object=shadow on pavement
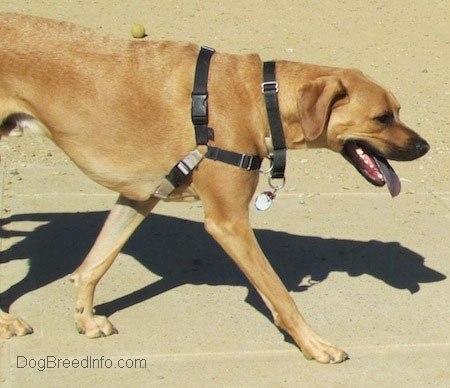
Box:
[1,211,446,320]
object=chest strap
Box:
[154,46,266,199]
[191,46,215,145]
[192,47,262,170]
[205,146,262,170]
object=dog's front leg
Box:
[70,195,159,338]
[198,171,348,363]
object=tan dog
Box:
[0,13,429,363]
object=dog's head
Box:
[297,70,429,196]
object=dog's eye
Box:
[374,113,393,125]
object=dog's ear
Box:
[298,76,346,141]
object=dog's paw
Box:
[0,312,34,339]
[75,314,118,338]
[301,335,349,364]
[303,345,350,364]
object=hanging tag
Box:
[255,191,276,211]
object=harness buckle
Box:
[180,149,204,171]
[153,150,204,199]
[191,93,208,125]
[154,179,176,199]
[261,81,279,94]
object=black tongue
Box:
[374,156,401,197]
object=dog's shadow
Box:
[0,211,446,322]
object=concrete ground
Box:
[0,1,449,387]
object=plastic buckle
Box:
[191,94,208,125]
[153,150,204,199]
[154,179,176,199]
[181,149,204,171]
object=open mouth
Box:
[343,141,401,197]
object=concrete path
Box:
[1,1,449,386]
[1,143,448,387]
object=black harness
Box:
[261,61,287,181]
[154,46,286,199]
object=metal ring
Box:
[268,176,286,191]
[259,156,274,175]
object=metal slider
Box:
[261,81,279,94]
[239,154,256,171]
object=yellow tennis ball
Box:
[131,24,146,39]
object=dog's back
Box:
[0,13,207,200]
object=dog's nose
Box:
[416,139,430,157]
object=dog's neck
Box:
[274,60,341,150]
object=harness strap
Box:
[192,47,262,171]
[262,61,286,180]
[191,46,215,145]
[206,146,262,171]
[154,46,264,199]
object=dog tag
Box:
[255,191,276,211]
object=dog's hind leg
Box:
[70,195,159,338]
[0,310,33,339]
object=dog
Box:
[0,13,429,363]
